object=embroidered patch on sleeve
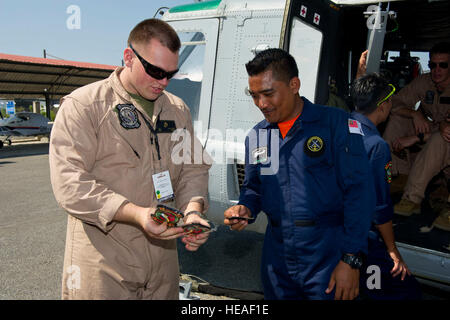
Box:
[348,119,364,136]
[385,161,392,184]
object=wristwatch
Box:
[341,253,364,269]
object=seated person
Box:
[350,73,421,300]
[382,42,450,217]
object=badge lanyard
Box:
[135,109,161,164]
[135,109,175,203]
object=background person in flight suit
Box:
[50,19,211,299]
[382,42,450,216]
[224,48,374,300]
[350,73,421,299]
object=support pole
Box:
[44,92,51,120]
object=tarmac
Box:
[0,139,264,300]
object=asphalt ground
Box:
[0,140,264,300]
[0,140,65,299]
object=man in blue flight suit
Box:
[224,48,374,300]
[350,73,421,299]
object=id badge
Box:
[152,170,175,202]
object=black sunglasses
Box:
[129,43,179,80]
[428,61,448,69]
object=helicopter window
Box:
[381,50,429,89]
[166,31,206,122]
[386,51,429,71]
[288,16,323,102]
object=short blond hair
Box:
[128,19,180,53]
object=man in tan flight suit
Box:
[383,42,450,224]
[50,19,212,299]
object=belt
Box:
[271,214,343,228]
[295,220,316,227]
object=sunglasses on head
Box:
[377,84,396,106]
[428,61,449,69]
[129,43,179,80]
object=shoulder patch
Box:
[348,119,364,136]
[385,161,392,184]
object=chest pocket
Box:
[301,140,336,194]
[101,110,147,167]
[298,133,340,214]
[155,118,186,191]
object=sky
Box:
[0,1,431,73]
[0,0,194,66]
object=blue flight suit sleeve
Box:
[370,140,394,225]
[238,135,262,219]
[335,121,375,255]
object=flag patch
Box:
[348,119,364,135]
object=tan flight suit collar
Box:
[107,67,164,167]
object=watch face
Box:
[342,254,363,269]
[354,257,363,268]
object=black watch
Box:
[341,253,363,269]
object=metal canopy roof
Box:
[0,53,117,100]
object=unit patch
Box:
[304,136,325,157]
[385,161,392,184]
[116,104,141,129]
[252,146,268,164]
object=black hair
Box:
[429,42,450,59]
[245,48,298,82]
[350,73,391,115]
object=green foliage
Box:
[40,109,56,121]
